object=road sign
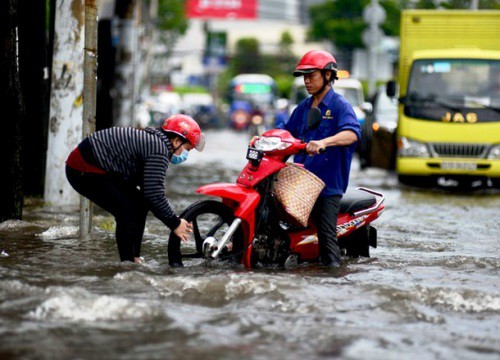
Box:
[362,27,384,47]
[363,2,386,25]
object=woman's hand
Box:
[174,218,192,243]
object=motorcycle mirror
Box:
[307,107,322,130]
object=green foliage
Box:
[380,0,402,36]
[231,38,261,74]
[308,0,366,51]
[279,31,294,50]
[307,0,499,51]
[216,69,235,102]
[413,0,500,8]
[275,74,294,99]
[219,34,298,99]
[157,0,188,34]
[173,85,209,94]
[414,0,437,8]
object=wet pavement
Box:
[1,129,499,360]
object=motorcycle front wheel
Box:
[167,200,245,267]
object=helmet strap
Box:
[171,137,186,154]
[173,143,182,153]
[313,72,332,96]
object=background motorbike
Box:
[229,100,252,131]
[168,108,385,268]
[247,112,267,138]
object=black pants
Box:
[66,166,149,262]
[311,195,342,265]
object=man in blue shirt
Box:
[277,50,360,267]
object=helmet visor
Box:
[293,68,317,77]
[194,132,206,152]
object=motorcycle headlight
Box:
[487,144,500,160]
[254,137,291,151]
[397,137,430,158]
[251,115,264,125]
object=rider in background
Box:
[273,98,289,128]
[65,115,205,264]
[276,50,360,267]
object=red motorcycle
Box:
[168,109,385,268]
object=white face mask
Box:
[171,149,189,165]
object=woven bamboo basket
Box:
[273,163,325,227]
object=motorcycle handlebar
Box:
[297,142,307,151]
[299,142,326,154]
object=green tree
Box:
[308,0,401,52]
[414,0,437,8]
[279,31,294,54]
[413,0,499,9]
[309,0,367,51]
[218,34,297,100]
[380,0,403,36]
[278,31,297,70]
[232,37,261,74]
[157,0,188,53]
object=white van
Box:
[289,74,372,127]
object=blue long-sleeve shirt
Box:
[277,88,360,196]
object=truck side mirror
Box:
[361,102,373,114]
[386,81,397,98]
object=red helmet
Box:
[161,114,205,151]
[293,50,338,77]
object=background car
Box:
[359,85,398,170]
[288,72,372,127]
[147,91,182,126]
[181,93,221,129]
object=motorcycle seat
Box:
[339,189,376,215]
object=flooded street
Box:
[1,129,499,360]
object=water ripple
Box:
[28,286,162,323]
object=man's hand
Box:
[306,140,326,155]
[173,218,192,243]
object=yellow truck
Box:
[386,10,500,189]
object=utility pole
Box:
[145,0,158,92]
[45,0,84,207]
[80,0,99,240]
[470,0,479,10]
[362,0,385,98]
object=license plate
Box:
[246,147,263,162]
[441,162,477,171]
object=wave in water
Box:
[28,286,161,322]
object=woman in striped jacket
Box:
[66,114,205,264]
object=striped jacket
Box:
[88,127,181,230]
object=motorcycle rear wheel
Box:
[339,225,372,258]
[167,200,245,266]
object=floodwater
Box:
[1,129,499,360]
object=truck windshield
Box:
[405,59,500,122]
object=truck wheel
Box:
[398,175,433,188]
